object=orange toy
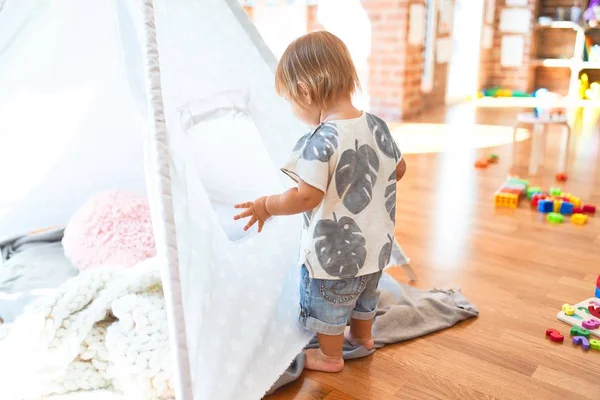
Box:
[474,159,488,168]
[555,173,568,182]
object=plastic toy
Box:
[495,191,518,208]
[538,200,553,213]
[596,275,600,299]
[531,194,541,208]
[562,303,575,316]
[573,336,590,350]
[546,328,564,343]
[573,207,583,214]
[571,213,588,225]
[582,204,596,215]
[474,159,488,168]
[547,213,564,224]
[488,154,499,163]
[582,319,600,329]
[494,177,528,208]
[592,339,600,351]
[558,297,600,337]
[560,202,574,215]
[527,187,542,200]
[566,194,581,207]
[549,187,562,196]
[570,326,590,338]
[555,173,568,182]
[553,200,563,213]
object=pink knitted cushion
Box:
[63,190,156,270]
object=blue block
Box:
[538,200,553,213]
[560,201,574,215]
[596,286,600,299]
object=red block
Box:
[573,207,583,214]
[582,204,596,215]
[555,173,568,182]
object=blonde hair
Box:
[275,31,360,108]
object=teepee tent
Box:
[0,0,316,398]
[0,0,411,398]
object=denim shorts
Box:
[299,265,382,335]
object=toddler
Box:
[234,31,406,373]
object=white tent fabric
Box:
[0,0,409,399]
[0,0,314,398]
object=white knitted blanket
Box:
[0,257,174,400]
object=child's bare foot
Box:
[344,327,375,350]
[303,348,344,372]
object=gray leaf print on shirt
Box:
[313,213,367,278]
[385,170,396,222]
[378,234,393,270]
[293,132,311,152]
[366,113,400,160]
[335,139,380,214]
[302,124,339,162]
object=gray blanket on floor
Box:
[0,229,78,323]
[268,273,479,394]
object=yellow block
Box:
[562,303,575,316]
[554,200,563,213]
[494,192,518,209]
[571,213,588,225]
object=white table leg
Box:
[529,125,540,176]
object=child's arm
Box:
[233,180,323,232]
[396,158,407,181]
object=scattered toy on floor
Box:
[494,177,528,209]
[546,328,565,343]
[555,173,568,182]
[474,159,488,168]
[573,336,591,350]
[571,213,589,225]
[547,212,564,224]
[562,303,575,316]
[570,326,590,338]
[591,339,600,351]
[583,204,596,215]
[582,319,600,330]
[488,154,499,163]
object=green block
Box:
[549,187,562,196]
[547,212,564,224]
[527,186,542,200]
[570,326,590,338]
[488,153,499,160]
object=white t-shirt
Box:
[282,112,402,280]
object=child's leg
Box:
[304,333,345,372]
[344,271,382,350]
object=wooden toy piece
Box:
[559,202,574,215]
[546,328,565,343]
[562,303,575,315]
[591,339,600,351]
[488,154,499,163]
[573,206,583,214]
[547,213,564,224]
[573,336,590,350]
[578,306,591,315]
[538,200,554,213]
[570,326,590,338]
[555,172,568,182]
[553,200,563,213]
[474,159,488,168]
[549,187,562,196]
[588,305,600,319]
[582,204,596,215]
[494,191,519,208]
[582,319,600,330]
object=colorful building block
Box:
[560,202,574,215]
[573,207,583,214]
[549,187,562,196]
[570,326,590,338]
[555,173,568,182]
[547,213,564,224]
[566,194,581,207]
[527,187,542,200]
[582,204,596,215]
[494,191,518,208]
[571,213,588,225]
[591,339,600,351]
[596,286,600,299]
[538,200,553,213]
[553,200,563,213]
[488,154,499,163]
[531,194,542,208]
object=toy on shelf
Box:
[584,1,600,27]
[494,177,528,208]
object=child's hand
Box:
[233,196,271,232]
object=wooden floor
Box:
[266,104,600,400]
